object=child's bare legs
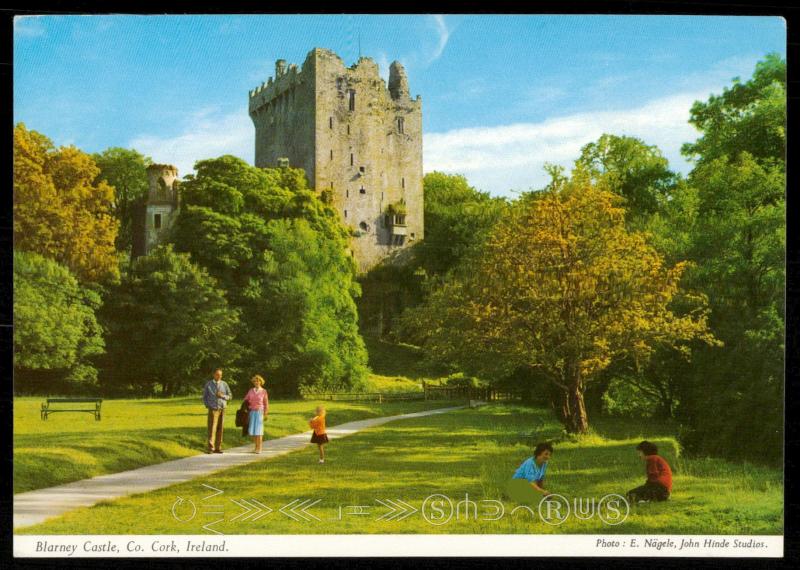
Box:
[318,444,325,462]
[255,435,263,453]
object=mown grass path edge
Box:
[14,405,465,529]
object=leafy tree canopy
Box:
[406,173,718,433]
[100,245,243,396]
[682,53,785,165]
[14,123,119,283]
[575,134,677,219]
[14,250,104,393]
[92,147,152,254]
[172,156,367,395]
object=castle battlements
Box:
[146,163,178,176]
[249,48,420,117]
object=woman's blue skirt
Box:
[248,410,264,436]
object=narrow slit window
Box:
[330,181,334,189]
[329,116,333,129]
[347,124,350,135]
[330,149,333,160]
[349,90,356,111]
[350,153,354,166]
[402,177,405,189]
[154,213,162,230]
[344,210,348,218]
[346,189,349,198]
[397,117,404,134]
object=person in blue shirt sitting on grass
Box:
[506,442,555,502]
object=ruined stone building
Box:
[131,164,180,258]
[248,48,424,272]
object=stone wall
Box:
[249,48,424,273]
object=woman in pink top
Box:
[244,375,269,453]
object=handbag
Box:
[235,402,249,428]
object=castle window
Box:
[346,189,349,198]
[402,177,405,189]
[397,117,404,134]
[410,233,416,240]
[347,124,350,135]
[350,153,354,166]
[359,166,365,173]
[359,187,366,195]
[359,221,369,232]
[154,214,162,230]
[329,116,333,129]
[344,210,348,218]
[331,181,334,189]
[330,149,333,160]
[349,90,356,111]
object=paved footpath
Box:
[14,405,464,529]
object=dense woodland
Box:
[13,55,785,463]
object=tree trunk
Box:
[560,362,589,434]
[566,383,589,433]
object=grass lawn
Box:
[363,373,425,393]
[13,396,462,494]
[16,403,783,535]
[362,335,448,380]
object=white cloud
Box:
[428,15,451,64]
[129,106,253,178]
[423,90,712,196]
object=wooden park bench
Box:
[41,398,102,421]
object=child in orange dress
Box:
[309,405,328,463]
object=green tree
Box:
[172,156,368,395]
[92,147,152,254]
[575,134,677,222]
[416,172,508,276]
[368,172,507,341]
[14,123,119,283]
[675,55,785,463]
[682,53,786,165]
[14,250,104,394]
[409,174,717,433]
[100,245,243,396]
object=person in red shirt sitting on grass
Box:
[626,440,673,503]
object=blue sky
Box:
[14,15,785,196]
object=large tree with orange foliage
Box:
[14,123,119,283]
[410,170,719,433]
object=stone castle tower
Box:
[131,164,180,258]
[248,48,424,273]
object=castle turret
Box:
[388,61,410,100]
[132,164,180,258]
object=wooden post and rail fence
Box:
[304,382,525,404]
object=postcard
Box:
[12,13,785,558]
